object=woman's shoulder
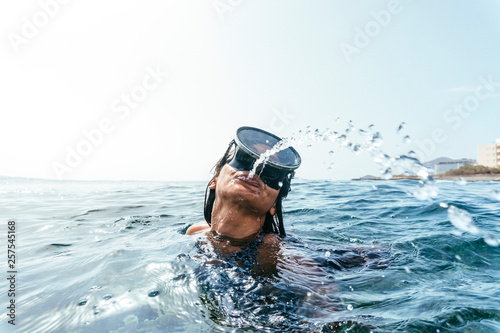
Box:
[186,221,210,235]
[262,233,283,246]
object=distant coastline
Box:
[352,174,500,182]
[353,165,500,182]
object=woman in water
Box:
[186,127,386,326]
[186,126,386,272]
[186,126,300,248]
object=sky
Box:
[1,0,500,182]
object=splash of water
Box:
[245,120,497,246]
[447,204,499,247]
[413,183,438,200]
[484,234,499,247]
[447,205,479,234]
[248,121,433,189]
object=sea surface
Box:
[1,176,499,332]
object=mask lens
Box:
[259,167,288,190]
[228,146,288,190]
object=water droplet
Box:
[456,178,467,186]
[455,255,461,260]
[325,251,331,257]
[327,163,335,170]
[408,150,418,158]
[335,117,340,123]
[78,299,87,306]
[123,314,139,325]
[417,168,429,180]
[103,294,113,300]
[345,121,354,133]
[352,144,362,154]
[369,132,383,147]
[413,184,438,200]
[173,274,187,281]
[329,150,335,156]
[358,129,367,135]
[397,122,406,133]
[321,129,331,141]
[404,267,411,273]
[381,168,393,180]
[447,205,480,234]
[347,304,353,311]
[278,181,283,188]
[148,290,160,297]
[403,135,411,143]
[368,124,375,131]
[307,144,312,149]
[439,202,449,208]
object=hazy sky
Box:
[1,1,500,181]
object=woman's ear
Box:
[209,178,217,189]
[269,202,276,216]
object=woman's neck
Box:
[210,197,266,240]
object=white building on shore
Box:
[434,159,476,174]
[478,138,500,168]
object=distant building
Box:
[434,159,476,174]
[478,138,500,168]
[423,157,453,171]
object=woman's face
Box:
[214,163,280,216]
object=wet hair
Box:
[204,140,294,237]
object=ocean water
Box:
[1,176,499,332]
